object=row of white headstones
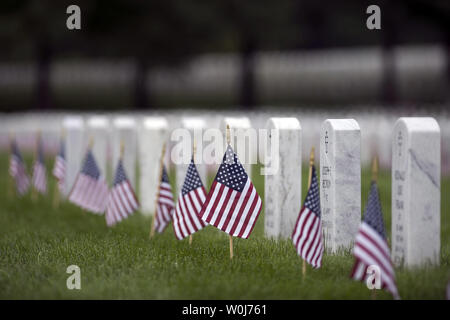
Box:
[61,115,440,269]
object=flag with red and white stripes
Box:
[106,159,139,226]
[173,158,207,240]
[291,165,324,269]
[52,139,66,193]
[32,136,47,194]
[68,149,108,214]
[350,181,400,299]
[154,165,175,233]
[9,140,30,195]
[199,145,262,239]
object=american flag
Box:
[173,158,207,240]
[68,149,108,214]
[32,136,47,194]
[350,181,400,299]
[52,139,66,193]
[106,159,139,226]
[291,165,324,269]
[154,165,175,233]
[199,145,262,239]
[9,139,30,195]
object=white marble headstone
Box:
[392,117,440,267]
[112,117,137,189]
[139,117,168,216]
[220,117,255,177]
[62,116,85,196]
[320,119,361,253]
[86,116,110,181]
[441,117,450,175]
[175,117,207,194]
[264,117,302,239]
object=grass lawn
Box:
[0,153,448,299]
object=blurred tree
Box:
[0,1,56,109]
[219,0,300,108]
[0,0,93,110]
[83,0,227,109]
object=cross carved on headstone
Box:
[397,131,403,156]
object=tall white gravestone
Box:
[392,117,440,267]
[441,117,450,175]
[320,119,361,253]
[175,117,207,194]
[264,117,302,239]
[139,117,168,216]
[112,117,137,189]
[86,116,110,181]
[220,117,255,177]
[62,116,85,196]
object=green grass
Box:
[0,153,448,299]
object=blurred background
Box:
[0,0,448,112]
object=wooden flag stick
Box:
[52,178,60,209]
[88,135,94,150]
[303,147,315,277]
[53,129,66,209]
[8,157,13,198]
[226,124,234,259]
[120,140,125,160]
[229,234,234,259]
[31,130,41,202]
[371,155,379,183]
[371,288,377,300]
[31,186,37,202]
[8,132,14,199]
[80,136,95,215]
[150,143,166,239]
[189,139,197,246]
[371,155,379,300]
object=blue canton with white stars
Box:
[113,160,129,186]
[304,165,321,217]
[182,158,203,195]
[58,141,65,159]
[81,150,101,180]
[363,182,386,239]
[215,145,247,192]
[37,139,44,163]
[161,165,170,183]
[11,141,24,162]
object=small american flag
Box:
[9,139,30,195]
[52,139,66,193]
[173,158,207,240]
[32,136,47,194]
[154,165,175,233]
[106,159,139,226]
[68,149,108,214]
[292,165,324,268]
[199,145,262,239]
[350,181,400,299]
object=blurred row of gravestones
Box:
[0,45,447,109]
